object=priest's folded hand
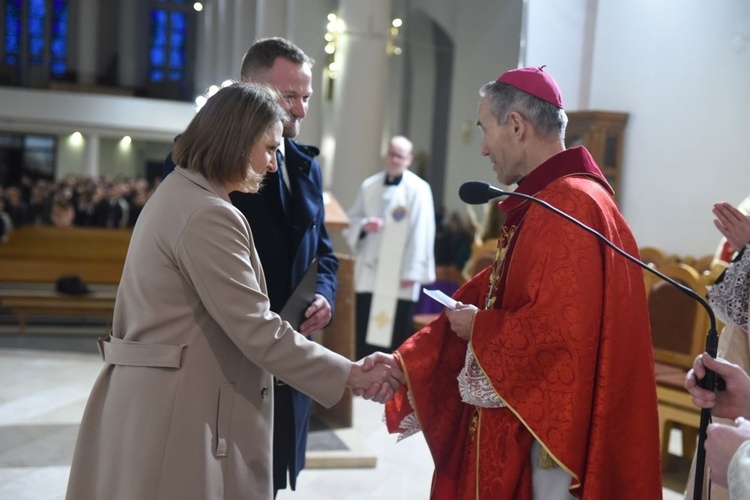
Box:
[712,202,750,252]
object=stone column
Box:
[255,0,287,39]
[117,0,139,87]
[76,0,97,84]
[231,0,257,77]
[213,0,233,83]
[83,133,100,177]
[327,0,391,209]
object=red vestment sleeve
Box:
[385,269,490,497]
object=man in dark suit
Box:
[164,38,338,496]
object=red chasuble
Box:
[386,147,662,499]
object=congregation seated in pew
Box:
[0,174,156,237]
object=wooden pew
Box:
[0,226,130,333]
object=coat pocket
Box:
[215,384,235,457]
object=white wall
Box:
[442,0,524,217]
[98,138,172,179]
[525,0,594,111]
[54,134,172,180]
[0,87,195,142]
[508,0,750,257]
[590,0,750,257]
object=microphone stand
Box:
[491,188,719,497]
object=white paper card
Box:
[422,288,458,310]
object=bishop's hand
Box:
[347,352,405,403]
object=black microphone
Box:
[459,180,719,497]
[458,180,506,204]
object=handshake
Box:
[346,352,405,403]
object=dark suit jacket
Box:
[230,140,338,317]
[163,138,339,489]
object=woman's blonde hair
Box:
[173,82,286,191]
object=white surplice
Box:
[345,169,436,347]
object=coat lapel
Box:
[285,140,320,235]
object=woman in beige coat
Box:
[66,83,401,500]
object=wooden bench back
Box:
[0,226,131,285]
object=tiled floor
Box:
[0,344,685,499]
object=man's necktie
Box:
[276,150,291,215]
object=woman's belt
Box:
[98,335,187,368]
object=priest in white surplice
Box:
[346,135,436,358]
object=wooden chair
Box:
[414,265,462,318]
[691,254,715,275]
[462,238,497,282]
[639,246,677,269]
[647,263,711,466]
[414,244,495,332]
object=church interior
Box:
[1,0,749,498]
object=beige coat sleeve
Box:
[175,203,350,408]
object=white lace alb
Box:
[457,346,504,408]
[709,244,750,332]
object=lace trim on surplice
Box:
[709,244,750,331]
[390,387,423,441]
[458,345,504,408]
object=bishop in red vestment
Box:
[385,67,661,499]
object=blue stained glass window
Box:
[51,39,65,58]
[28,17,43,34]
[49,0,68,77]
[2,0,70,78]
[52,1,68,38]
[27,0,46,65]
[153,31,167,46]
[6,35,20,55]
[149,5,189,87]
[50,60,65,75]
[29,38,44,56]
[169,49,183,68]
[153,9,168,24]
[29,0,45,16]
[5,0,22,66]
[171,12,185,30]
[150,48,165,67]
[150,10,166,72]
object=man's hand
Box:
[348,352,405,403]
[705,418,750,487]
[362,217,384,233]
[713,202,750,252]
[445,302,478,341]
[299,294,332,334]
[685,353,750,419]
